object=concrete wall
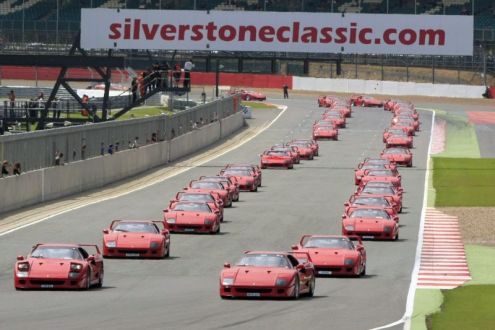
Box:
[293,77,486,99]
[0,110,245,215]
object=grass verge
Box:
[411,289,443,330]
[241,101,277,109]
[465,245,495,285]
[426,285,495,330]
[435,113,480,158]
[432,157,495,207]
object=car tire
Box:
[84,269,91,290]
[96,268,104,288]
[315,151,319,156]
[251,185,258,192]
[407,161,412,168]
[334,136,338,141]
[233,195,239,202]
[216,223,221,234]
[291,277,300,300]
[165,242,170,257]
[288,164,294,169]
[308,154,314,160]
[261,164,267,169]
[306,276,315,297]
[361,264,366,276]
[394,232,399,241]
[296,159,300,164]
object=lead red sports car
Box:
[238,89,266,101]
[14,243,104,290]
[164,201,221,234]
[342,207,399,240]
[318,95,337,108]
[260,150,294,169]
[291,235,366,277]
[219,251,315,299]
[102,220,170,258]
[353,96,384,107]
[381,147,413,167]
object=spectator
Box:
[81,94,90,117]
[173,63,182,87]
[160,61,170,88]
[108,144,114,155]
[81,139,87,160]
[171,128,176,139]
[138,72,145,97]
[200,117,204,126]
[12,162,21,176]
[7,90,15,108]
[52,97,61,119]
[283,83,289,99]
[131,77,138,103]
[151,132,157,143]
[72,148,77,160]
[183,59,194,88]
[100,142,105,155]
[128,140,134,149]
[1,160,10,177]
[55,151,64,166]
[133,136,139,148]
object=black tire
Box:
[85,269,91,290]
[95,268,104,288]
[215,223,221,234]
[308,154,314,160]
[291,277,300,300]
[394,232,399,241]
[251,185,258,192]
[315,151,319,156]
[165,242,170,257]
[334,136,338,141]
[288,164,294,169]
[306,276,315,297]
[361,264,366,276]
[233,195,239,202]
[407,161,412,168]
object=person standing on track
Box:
[283,83,289,99]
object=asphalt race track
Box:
[0,97,432,330]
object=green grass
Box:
[465,245,495,285]
[435,113,480,158]
[411,289,444,330]
[241,101,277,109]
[433,157,495,206]
[426,285,495,330]
[55,106,172,121]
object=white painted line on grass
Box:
[0,105,289,238]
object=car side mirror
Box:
[342,214,346,219]
[344,202,349,206]
[16,255,24,261]
[161,230,168,236]
[183,187,188,190]
[102,229,110,234]
[291,245,298,250]
[87,255,96,264]
[296,264,306,272]
[164,209,169,213]
[224,262,231,268]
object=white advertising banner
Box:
[81,9,473,56]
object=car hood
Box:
[345,218,392,231]
[166,211,211,224]
[301,249,357,266]
[228,267,294,286]
[26,258,78,278]
[105,232,162,248]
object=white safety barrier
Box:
[293,77,486,99]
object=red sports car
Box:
[383,127,412,142]
[355,183,403,213]
[322,111,346,128]
[199,175,240,203]
[344,195,397,216]
[313,124,338,140]
[381,147,413,167]
[291,139,319,156]
[171,191,224,221]
[291,235,366,277]
[271,146,300,164]
[333,105,352,118]
[393,115,420,131]
[353,96,384,107]
[360,169,402,187]
[354,163,394,185]
[185,180,232,207]
[286,141,315,160]
[225,164,262,187]
[219,251,315,299]
[391,120,416,136]
[342,207,399,240]
[318,95,337,108]
[14,243,104,290]
[394,108,419,120]
[102,220,170,258]
[164,201,221,234]
[260,150,294,169]
[238,90,267,101]
[220,167,259,191]
[385,130,414,148]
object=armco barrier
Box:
[0,111,244,214]
[293,76,486,99]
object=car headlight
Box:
[275,278,289,286]
[222,278,234,286]
[384,226,392,233]
[166,218,176,224]
[16,272,29,278]
[345,225,354,231]
[150,241,160,249]
[204,219,214,225]
[344,259,354,266]
[70,263,83,271]
[106,241,116,248]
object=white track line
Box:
[0,105,289,237]
[370,108,435,330]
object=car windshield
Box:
[303,237,353,249]
[366,159,390,165]
[31,247,83,260]
[325,113,340,117]
[172,202,211,212]
[265,151,289,156]
[191,182,223,189]
[362,186,395,194]
[113,222,158,233]
[235,254,290,268]
[362,165,384,170]
[290,142,310,148]
[353,197,390,206]
[390,130,408,136]
[350,209,390,219]
[384,148,407,154]
[223,169,252,176]
[368,170,394,176]
[180,194,214,202]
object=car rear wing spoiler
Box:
[79,244,101,254]
[289,251,312,263]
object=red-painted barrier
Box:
[1,66,292,89]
